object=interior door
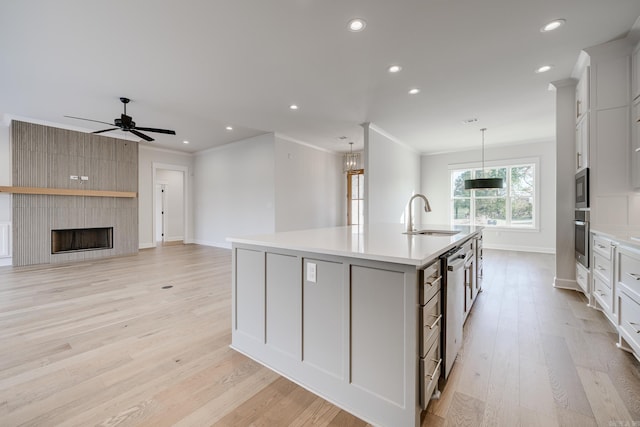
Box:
[155,184,166,243]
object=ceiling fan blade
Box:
[129,129,154,142]
[134,127,176,135]
[64,115,115,126]
[92,128,119,134]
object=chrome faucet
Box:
[407,194,432,232]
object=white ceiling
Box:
[1,0,640,155]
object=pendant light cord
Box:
[481,128,486,177]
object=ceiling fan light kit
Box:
[464,128,505,190]
[65,97,176,142]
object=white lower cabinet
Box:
[616,244,640,360]
[589,232,640,362]
[419,260,442,408]
[576,262,590,296]
[591,234,616,324]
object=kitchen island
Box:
[228,223,483,427]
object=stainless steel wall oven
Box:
[575,210,590,268]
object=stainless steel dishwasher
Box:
[440,245,467,380]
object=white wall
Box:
[193,133,276,248]
[0,123,11,265]
[364,124,421,225]
[421,140,556,253]
[156,169,185,241]
[0,124,11,222]
[139,146,194,248]
[274,136,345,232]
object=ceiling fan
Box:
[65,97,176,142]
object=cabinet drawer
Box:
[576,263,589,294]
[420,263,441,305]
[593,235,613,260]
[593,274,612,313]
[593,252,612,284]
[619,248,640,299]
[420,292,441,357]
[420,338,441,409]
[618,290,640,357]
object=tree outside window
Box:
[451,164,535,228]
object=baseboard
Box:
[0,257,12,267]
[192,239,231,249]
[483,243,555,254]
[139,243,155,249]
[553,277,580,291]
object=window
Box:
[451,163,535,228]
[347,169,364,225]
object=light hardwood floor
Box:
[0,245,638,426]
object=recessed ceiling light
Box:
[348,18,366,32]
[388,65,402,73]
[289,104,299,110]
[408,88,420,95]
[183,140,189,144]
[535,65,553,73]
[541,19,566,32]
[225,126,233,131]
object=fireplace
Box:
[51,227,113,254]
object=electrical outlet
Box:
[70,175,78,180]
[80,176,89,181]
[307,262,317,283]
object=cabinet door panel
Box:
[351,265,405,406]
[235,248,265,342]
[595,107,630,193]
[266,253,301,359]
[302,259,344,378]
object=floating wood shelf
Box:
[0,186,137,198]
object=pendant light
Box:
[464,128,504,190]
[343,142,360,172]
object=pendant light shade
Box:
[464,177,504,190]
[464,128,504,190]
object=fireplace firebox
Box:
[51,227,113,254]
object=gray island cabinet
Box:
[228,224,482,427]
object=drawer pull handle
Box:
[428,358,442,381]
[597,244,606,249]
[427,314,442,329]
[596,265,606,271]
[426,276,442,287]
[629,322,640,334]
[626,273,640,281]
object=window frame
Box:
[449,157,539,231]
[347,169,365,226]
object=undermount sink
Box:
[404,229,460,236]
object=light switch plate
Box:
[307,262,317,283]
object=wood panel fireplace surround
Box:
[10,120,139,266]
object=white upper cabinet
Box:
[633,99,640,189]
[576,66,590,123]
[576,113,589,172]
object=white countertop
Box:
[591,226,640,249]
[227,223,482,267]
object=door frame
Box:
[152,162,189,247]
